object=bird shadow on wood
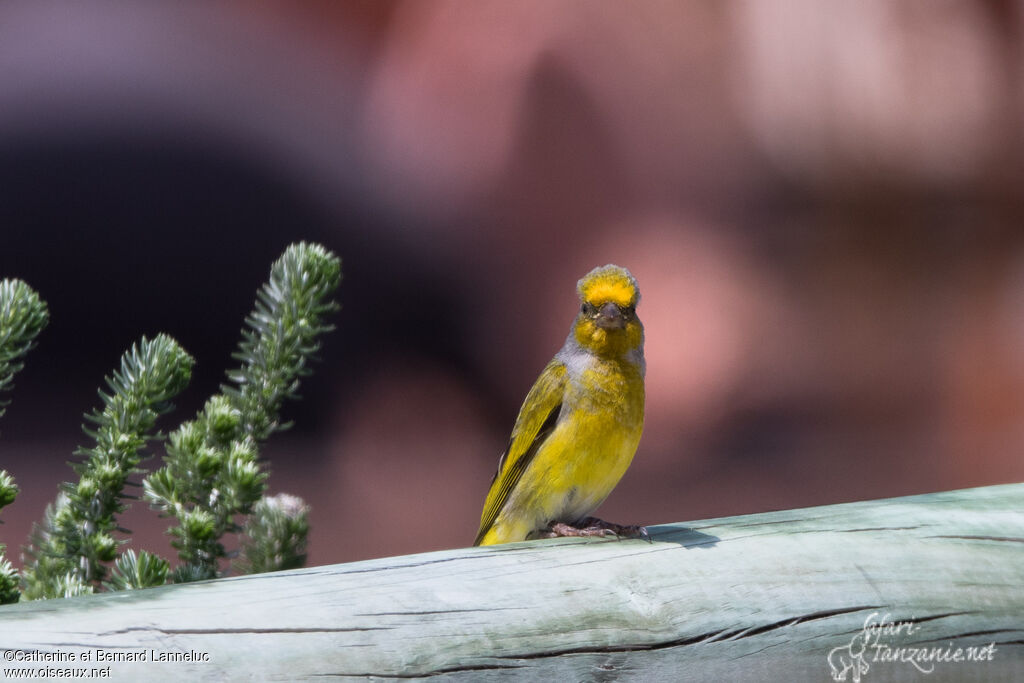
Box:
[646,525,720,549]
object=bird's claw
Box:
[539,518,651,542]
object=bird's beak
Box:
[595,302,625,330]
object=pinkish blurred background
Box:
[1,1,1023,569]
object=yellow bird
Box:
[474,264,646,546]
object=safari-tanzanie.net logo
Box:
[827,611,997,681]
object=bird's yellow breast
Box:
[491,356,644,543]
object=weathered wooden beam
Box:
[1,484,1022,681]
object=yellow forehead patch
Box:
[577,264,639,307]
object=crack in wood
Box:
[725,518,805,529]
[727,605,884,641]
[498,605,882,660]
[98,626,391,637]
[312,663,526,678]
[334,554,503,576]
[909,627,1024,645]
[351,605,887,678]
[906,611,974,625]
[928,535,1024,543]
[354,609,519,617]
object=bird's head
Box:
[572,264,643,358]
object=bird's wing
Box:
[474,359,567,546]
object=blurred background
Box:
[1,0,1023,569]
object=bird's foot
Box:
[538,517,650,542]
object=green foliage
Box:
[0,472,20,604]
[0,279,50,420]
[236,493,310,575]
[0,470,17,512]
[0,279,48,604]
[21,335,194,600]
[0,558,20,605]
[144,399,265,583]
[227,242,342,441]
[106,549,170,591]
[50,572,93,599]
[8,243,338,602]
[21,496,92,599]
[145,243,340,582]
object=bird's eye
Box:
[622,306,635,319]
[581,302,597,315]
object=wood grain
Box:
[1,484,1022,681]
